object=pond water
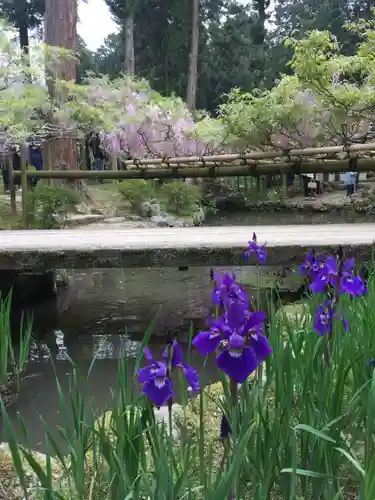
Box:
[4,266,265,451]
[3,209,361,452]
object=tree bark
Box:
[186,0,200,111]
[44,0,78,177]
[17,22,30,61]
[123,14,135,75]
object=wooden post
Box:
[6,154,16,216]
[43,140,53,185]
[282,173,288,200]
[256,175,261,197]
[111,155,118,185]
[111,155,118,171]
[244,175,248,195]
[20,147,29,227]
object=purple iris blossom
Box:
[304,253,366,297]
[193,302,271,382]
[138,342,199,407]
[211,272,248,308]
[244,232,267,264]
[339,274,367,297]
[301,252,328,281]
[314,300,349,336]
[217,328,272,382]
[192,317,226,355]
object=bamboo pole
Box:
[12,157,375,180]
[6,154,16,216]
[20,148,29,228]
[117,141,375,168]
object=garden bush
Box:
[29,183,82,229]
[160,180,202,214]
[2,237,375,499]
[118,180,155,211]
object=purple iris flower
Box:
[193,302,272,382]
[212,272,248,309]
[138,342,199,407]
[244,232,267,264]
[303,252,366,297]
[340,274,367,296]
[314,300,349,336]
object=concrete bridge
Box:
[0,224,374,271]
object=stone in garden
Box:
[149,201,161,217]
[140,201,151,217]
[150,215,169,227]
[192,207,205,226]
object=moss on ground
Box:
[0,443,63,499]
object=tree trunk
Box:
[253,0,268,88]
[186,0,200,111]
[123,14,135,75]
[44,0,79,188]
[17,22,30,65]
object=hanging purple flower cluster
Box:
[138,341,199,407]
[193,234,272,383]
[301,249,367,336]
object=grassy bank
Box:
[0,241,374,499]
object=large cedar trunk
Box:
[186,0,200,111]
[44,0,78,181]
[123,14,135,75]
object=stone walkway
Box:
[0,223,374,270]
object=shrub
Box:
[29,183,82,229]
[160,180,202,214]
[118,180,155,210]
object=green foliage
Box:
[29,183,81,229]
[118,179,155,210]
[219,18,375,150]
[0,292,32,391]
[160,180,202,214]
[4,269,375,497]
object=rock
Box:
[126,214,143,221]
[311,201,328,212]
[167,218,185,227]
[150,215,169,227]
[76,202,91,215]
[140,201,151,217]
[149,202,161,217]
[96,404,184,440]
[55,269,69,287]
[154,404,184,439]
[192,207,205,226]
[275,301,311,328]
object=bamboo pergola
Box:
[7,138,375,227]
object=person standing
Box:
[301,173,317,197]
[343,171,356,197]
[27,138,43,188]
[88,132,105,182]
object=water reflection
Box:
[6,262,302,452]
